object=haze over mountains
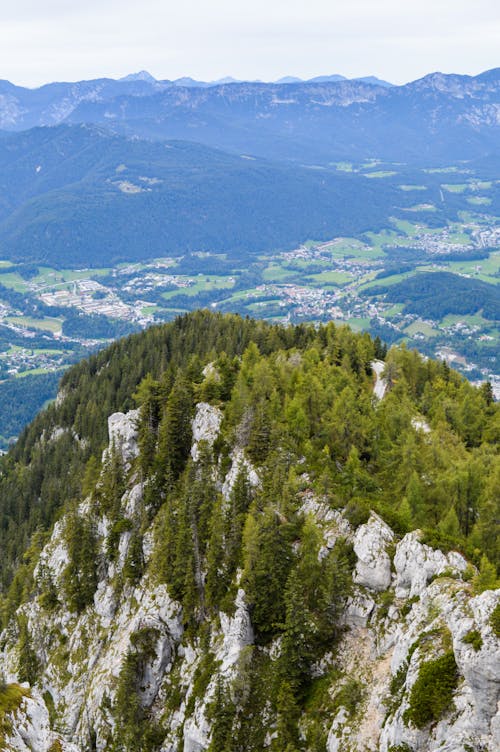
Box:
[0,68,497,267]
[0,69,498,164]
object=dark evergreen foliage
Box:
[0,311,498,749]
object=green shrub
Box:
[473,555,498,595]
[344,498,370,528]
[462,629,483,651]
[404,651,458,728]
[333,678,365,717]
[390,662,409,697]
[385,660,409,717]
[0,683,30,741]
[490,603,500,638]
[400,596,419,617]
[378,590,395,620]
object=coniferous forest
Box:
[0,311,498,751]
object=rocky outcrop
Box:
[106,409,140,465]
[394,530,468,597]
[2,689,79,752]
[217,589,254,673]
[191,402,223,462]
[353,514,394,592]
[1,411,498,752]
[371,360,387,400]
[221,447,260,500]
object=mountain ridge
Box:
[0,311,497,751]
[0,69,498,164]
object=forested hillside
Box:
[0,311,498,751]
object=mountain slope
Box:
[0,125,405,266]
[0,311,498,751]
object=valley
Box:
[0,186,497,448]
[0,69,498,447]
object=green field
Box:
[332,162,355,172]
[364,170,398,178]
[402,204,437,212]
[381,303,405,317]
[399,185,428,191]
[360,271,414,291]
[0,272,29,292]
[262,264,297,282]
[16,367,65,378]
[5,316,63,333]
[445,252,500,284]
[442,183,468,193]
[440,312,489,328]
[470,181,493,190]
[423,166,471,174]
[404,321,439,337]
[467,196,492,206]
[162,275,235,300]
[319,238,385,261]
[345,317,371,331]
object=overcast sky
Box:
[1,0,498,87]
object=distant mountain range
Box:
[118,71,394,87]
[0,68,497,267]
[0,69,498,164]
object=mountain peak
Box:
[120,70,157,83]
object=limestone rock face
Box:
[379,581,500,752]
[353,514,394,591]
[1,410,498,752]
[106,408,140,465]
[2,690,79,752]
[217,589,254,672]
[371,359,387,400]
[191,402,223,462]
[394,530,468,597]
[342,590,376,628]
[449,589,500,728]
[221,447,260,500]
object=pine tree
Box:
[17,615,39,684]
[242,508,294,642]
[205,496,227,609]
[156,371,193,481]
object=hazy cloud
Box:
[0,0,498,86]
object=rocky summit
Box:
[0,312,497,751]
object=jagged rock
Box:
[106,409,140,465]
[2,403,498,752]
[123,482,143,518]
[353,514,394,591]
[299,490,352,556]
[183,706,211,752]
[448,589,500,730]
[217,589,254,672]
[2,689,78,752]
[411,416,431,433]
[191,402,223,462]
[394,530,468,597]
[372,359,387,400]
[342,590,376,627]
[326,707,349,752]
[201,362,221,381]
[221,447,260,500]
[34,519,69,587]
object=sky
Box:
[0,0,498,88]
